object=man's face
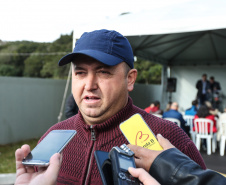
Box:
[71,55,137,125]
[202,75,207,81]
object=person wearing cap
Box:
[22,29,206,184]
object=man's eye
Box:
[75,71,84,75]
[75,71,85,75]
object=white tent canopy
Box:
[72,0,226,111]
[73,0,226,67]
[74,0,226,38]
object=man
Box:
[209,76,221,93]
[146,100,163,115]
[34,29,205,184]
[196,74,210,105]
[65,93,78,119]
[163,102,189,135]
[144,100,163,115]
[144,102,154,113]
[185,99,198,116]
[209,76,221,110]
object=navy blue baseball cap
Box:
[58,29,134,69]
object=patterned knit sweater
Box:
[39,97,206,185]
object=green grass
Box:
[0,138,39,173]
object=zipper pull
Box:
[90,125,96,141]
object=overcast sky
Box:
[0,0,195,42]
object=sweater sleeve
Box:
[181,140,206,169]
[141,111,207,170]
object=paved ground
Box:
[0,173,15,185]
[200,148,226,174]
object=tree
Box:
[40,33,72,79]
[0,32,162,84]
[134,57,162,84]
[0,41,39,76]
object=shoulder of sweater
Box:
[49,114,80,130]
[142,111,183,129]
[38,115,80,142]
[141,112,192,143]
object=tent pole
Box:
[57,65,72,122]
[57,31,76,122]
[161,65,168,110]
[167,66,172,103]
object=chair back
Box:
[194,118,213,136]
[184,115,194,133]
[164,118,181,127]
[152,114,162,118]
[219,119,226,137]
[184,115,194,127]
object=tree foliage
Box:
[0,32,161,84]
[134,57,162,84]
[0,33,72,79]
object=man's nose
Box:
[84,73,98,90]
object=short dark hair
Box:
[197,105,210,118]
[202,74,207,77]
[210,76,214,80]
[192,100,198,106]
[154,100,160,106]
[123,62,131,76]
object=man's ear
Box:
[127,69,137,92]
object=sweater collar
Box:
[76,96,134,143]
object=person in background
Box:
[144,100,163,115]
[65,93,78,119]
[193,105,217,135]
[196,74,210,106]
[185,100,198,116]
[165,101,172,112]
[193,105,217,151]
[163,102,189,136]
[144,102,154,113]
[209,76,221,111]
[149,100,163,115]
[205,101,219,117]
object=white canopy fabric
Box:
[73,0,226,66]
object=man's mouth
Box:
[84,96,100,100]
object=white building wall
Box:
[170,65,226,112]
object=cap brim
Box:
[58,50,124,67]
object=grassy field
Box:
[0,138,39,173]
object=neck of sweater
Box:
[75,97,134,145]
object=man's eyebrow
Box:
[74,65,112,70]
[96,65,111,70]
[74,66,84,70]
